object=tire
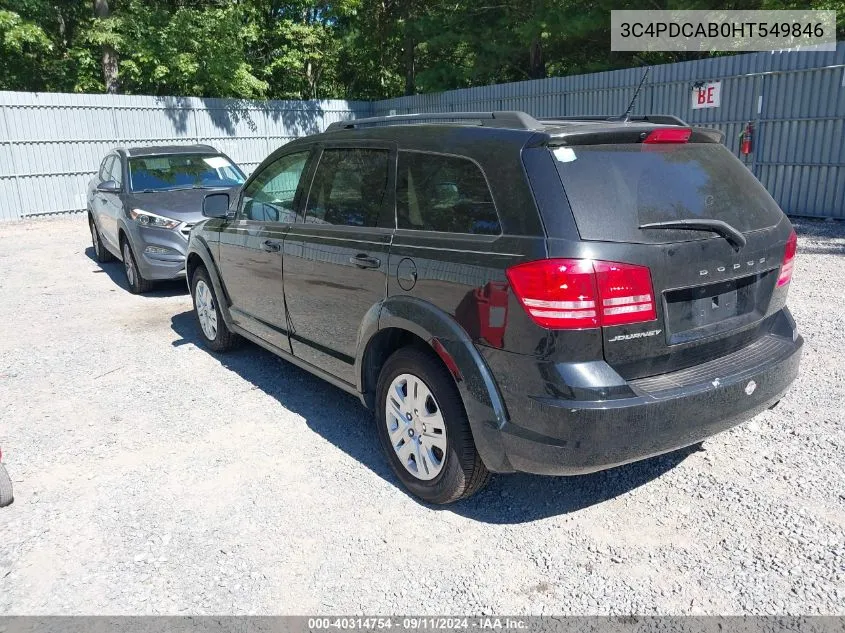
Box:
[375,346,491,504]
[122,239,153,294]
[88,214,114,263]
[0,463,13,508]
[191,266,239,352]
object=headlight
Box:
[130,208,180,230]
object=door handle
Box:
[263,239,282,253]
[349,253,381,269]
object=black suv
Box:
[186,111,802,504]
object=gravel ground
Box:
[0,215,843,615]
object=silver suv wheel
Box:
[194,279,218,341]
[123,242,136,287]
[90,222,100,258]
[385,373,447,481]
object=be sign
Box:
[692,81,721,110]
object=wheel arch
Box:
[187,240,236,329]
[116,220,134,260]
[186,251,204,286]
[356,295,513,473]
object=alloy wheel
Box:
[90,222,100,257]
[385,373,447,481]
[123,243,136,288]
[194,279,218,341]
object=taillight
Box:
[506,259,656,330]
[777,229,798,287]
[643,128,691,144]
[505,259,599,328]
[593,261,658,326]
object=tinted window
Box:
[551,143,783,244]
[304,149,389,227]
[241,151,310,223]
[397,152,499,235]
[128,154,245,192]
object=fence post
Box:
[0,103,25,221]
[264,105,271,163]
[109,103,121,145]
[192,103,200,144]
[751,73,764,179]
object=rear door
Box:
[282,142,395,384]
[217,147,315,352]
[542,138,793,379]
[388,149,515,350]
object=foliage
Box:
[0,0,842,99]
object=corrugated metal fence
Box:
[0,93,369,221]
[376,43,845,219]
[1,42,844,221]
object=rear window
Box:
[551,143,783,243]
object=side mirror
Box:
[203,192,231,218]
[97,180,120,193]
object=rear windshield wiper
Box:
[639,219,747,251]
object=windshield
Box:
[551,143,783,243]
[128,154,245,192]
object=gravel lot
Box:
[0,215,843,615]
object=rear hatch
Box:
[545,128,794,380]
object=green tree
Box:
[1,0,843,100]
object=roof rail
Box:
[542,114,689,127]
[325,111,543,132]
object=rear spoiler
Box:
[548,126,724,146]
[542,114,689,127]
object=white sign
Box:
[691,81,721,109]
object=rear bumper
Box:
[482,316,802,475]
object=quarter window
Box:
[304,149,390,227]
[397,152,500,235]
[241,151,310,223]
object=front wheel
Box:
[122,241,153,294]
[191,267,239,352]
[375,347,490,504]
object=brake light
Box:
[506,259,656,330]
[594,261,658,326]
[777,229,797,287]
[643,128,691,144]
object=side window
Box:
[99,156,114,182]
[397,151,500,235]
[304,148,389,227]
[240,151,310,222]
[107,156,123,188]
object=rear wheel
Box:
[191,266,238,352]
[89,215,114,263]
[375,346,490,504]
[122,240,153,294]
